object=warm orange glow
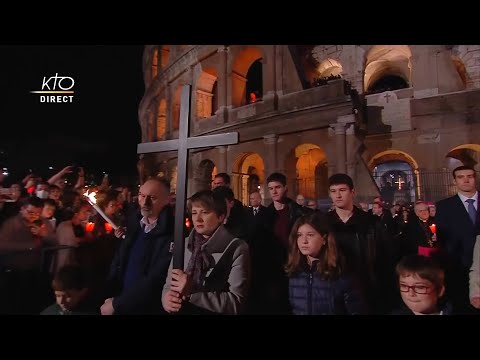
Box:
[429,224,436,234]
[296,145,327,199]
[157,98,167,139]
[105,223,113,233]
[185,217,191,228]
[85,222,95,232]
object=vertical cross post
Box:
[137,85,239,269]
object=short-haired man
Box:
[101,177,174,315]
[251,172,309,314]
[162,190,250,315]
[212,186,249,239]
[326,173,393,313]
[212,173,231,190]
[436,165,479,313]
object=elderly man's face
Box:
[138,180,169,220]
[296,194,305,206]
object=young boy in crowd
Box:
[391,254,452,315]
[40,264,98,315]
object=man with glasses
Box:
[391,254,452,315]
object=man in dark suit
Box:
[436,165,479,314]
[248,191,266,218]
[246,191,266,245]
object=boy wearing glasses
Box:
[391,254,452,315]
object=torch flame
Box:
[83,190,97,204]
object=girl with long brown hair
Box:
[286,213,367,315]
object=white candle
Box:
[83,191,119,230]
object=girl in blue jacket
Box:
[286,213,368,315]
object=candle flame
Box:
[83,190,97,204]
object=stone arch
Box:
[368,149,419,171]
[232,152,265,204]
[364,45,412,93]
[193,159,216,192]
[295,143,328,200]
[195,68,218,119]
[317,58,343,78]
[231,47,265,108]
[446,144,480,170]
[369,150,419,204]
[452,45,480,89]
[245,59,263,104]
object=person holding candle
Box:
[92,190,122,238]
[100,177,174,315]
[403,202,439,258]
[55,200,93,274]
[90,190,123,285]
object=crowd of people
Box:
[1,163,480,315]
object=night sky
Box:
[0,45,145,185]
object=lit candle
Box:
[85,222,95,232]
[83,191,119,230]
[429,223,436,234]
[104,222,113,232]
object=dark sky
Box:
[0,45,144,185]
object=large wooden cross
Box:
[137,84,239,269]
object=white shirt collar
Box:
[458,191,478,204]
[140,216,158,233]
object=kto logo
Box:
[30,73,75,103]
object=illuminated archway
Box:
[317,58,343,78]
[446,144,480,169]
[233,152,265,204]
[231,47,264,108]
[196,67,218,119]
[364,45,412,93]
[295,144,328,199]
[369,150,419,204]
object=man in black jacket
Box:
[100,177,174,315]
[249,172,310,314]
[327,173,395,314]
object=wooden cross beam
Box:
[137,84,239,269]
